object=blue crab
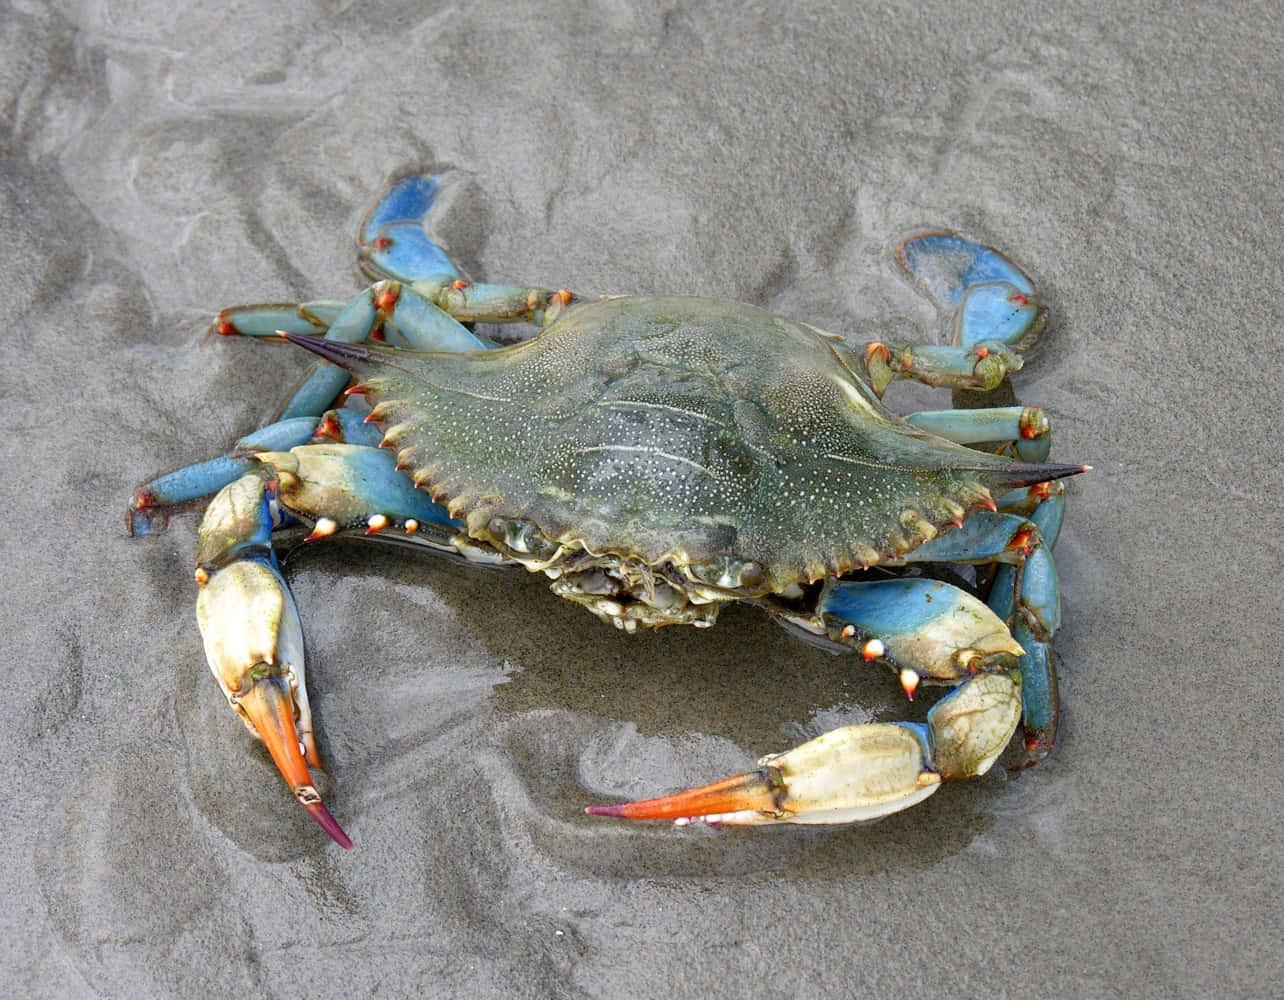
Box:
[128,174,1084,849]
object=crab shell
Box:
[316,294,1073,630]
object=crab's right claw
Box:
[587,673,1022,826]
[195,493,353,849]
[587,723,942,826]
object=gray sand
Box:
[2,2,1280,996]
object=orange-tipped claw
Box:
[196,487,352,849]
[588,723,946,826]
[586,769,780,824]
[239,677,353,850]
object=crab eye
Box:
[687,556,766,592]
[487,515,557,559]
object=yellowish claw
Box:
[587,723,941,826]
[195,479,353,850]
[588,671,1023,827]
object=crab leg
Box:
[906,405,1052,463]
[207,301,345,339]
[986,537,1062,757]
[357,171,462,283]
[998,480,1066,546]
[898,509,1041,567]
[195,470,352,848]
[358,172,581,326]
[895,231,1042,346]
[863,339,1028,395]
[126,410,383,536]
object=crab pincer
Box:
[587,723,945,825]
[194,473,353,849]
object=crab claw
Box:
[587,723,942,826]
[196,552,353,850]
[589,671,1023,826]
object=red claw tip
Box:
[584,803,629,818]
[305,802,354,850]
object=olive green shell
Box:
[352,296,1051,592]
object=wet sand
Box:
[2,1,1279,996]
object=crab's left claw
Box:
[587,673,1020,826]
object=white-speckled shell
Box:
[353,295,1048,591]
